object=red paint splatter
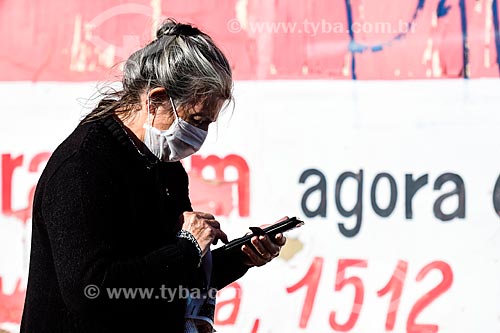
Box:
[251,318,260,333]
[0,277,26,324]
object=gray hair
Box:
[84,18,233,122]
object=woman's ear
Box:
[147,87,168,113]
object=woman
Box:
[21,19,286,333]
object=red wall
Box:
[0,0,498,81]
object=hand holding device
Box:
[220,217,304,252]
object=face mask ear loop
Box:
[169,96,180,120]
[147,93,153,127]
[170,96,191,133]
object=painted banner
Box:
[0,0,499,81]
[1,1,500,332]
[1,79,500,332]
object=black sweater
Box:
[20,115,249,333]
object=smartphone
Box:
[220,217,304,252]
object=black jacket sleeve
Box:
[210,248,250,290]
[41,151,201,316]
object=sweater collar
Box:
[101,115,160,169]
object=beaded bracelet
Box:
[176,230,202,267]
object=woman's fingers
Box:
[247,233,286,263]
[219,229,229,244]
[195,211,215,220]
[274,233,287,246]
[181,211,228,254]
[241,245,267,266]
[206,219,227,244]
[212,228,228,245]
[257,216,289,232]
[250,236,273,260]
[206,219,221,229]
[241,218,291,266]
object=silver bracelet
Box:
[176,230,202,266]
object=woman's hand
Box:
[241,216,288,267]
[181,211,228,257]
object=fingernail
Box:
[259,236,265,240]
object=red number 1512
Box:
[286,258,453,332]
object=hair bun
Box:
[156,19,201,39]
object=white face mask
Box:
[143,96,208,162]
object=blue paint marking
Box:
[345,0,357,80]
[459,0,470,78]
[493,0,500,75]
[346,0,425,58]
[437,0,452,18]
[348,41,368,53]
[343,0,475,79]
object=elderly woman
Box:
[21,20,286,333]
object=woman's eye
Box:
[189,116,202,124]
[192,115,211,126]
